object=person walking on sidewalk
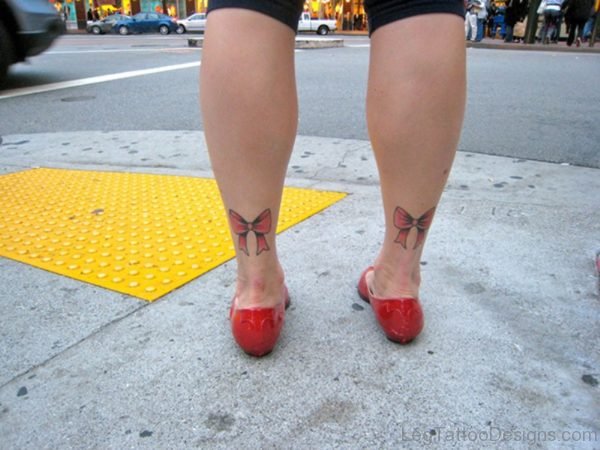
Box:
[200,0,467,357]
[540,0,565,43]
[466,0,482,39]
[504,0,529,42]
[563,0,594,45]
[475,0,489,40]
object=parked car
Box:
[114,12,178,35]
[175,13,206,34]
[87,14,130,35]
[298,12,337,35]
[0,0,63,87]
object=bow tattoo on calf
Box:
[393,206,436,250]
[228,208,272,256]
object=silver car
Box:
[176,13,206,34]
[87,14,131,35]
[1,0,63,86]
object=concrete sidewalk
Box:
[467,38,600,53]
[0,131,598,449]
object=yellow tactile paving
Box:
[0,168,346,301]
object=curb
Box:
[467,40,600,53]
[188,37,344,49]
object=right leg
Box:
[575,19,586,46]
[359,6,466,343]
[366,14,465,303]
[540,12,550,43]
[567,19,576,45]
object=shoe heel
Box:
[358,267,424,344]
[230,290,290,357]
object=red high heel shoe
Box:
[230,287,290,357]
[357,267,423,344]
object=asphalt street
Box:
[1,34,599,168]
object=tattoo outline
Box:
[228,208,272,256]
[393,206,435,249]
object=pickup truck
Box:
[298,12,337,35]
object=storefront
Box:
[304,0,366,31]
[51,0,209,29]
[55,0,372,30]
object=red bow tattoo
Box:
[393,206,436,249]
[229,209,272,256]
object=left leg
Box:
[469,13,478,40]
[200,2,302,357]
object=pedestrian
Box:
[504,0,528,42]
[87,8,93,22]
[563,0,594,45]
[540,0,565,43]
[200,0,467,357]
[489,1,507,39]
[582,7,596,41]
[62,4,70,22]
[475,0,489,40]
[465,0,481,40]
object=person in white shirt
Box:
[539,0,565,43]
[465,0,481,40]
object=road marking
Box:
[46,48,199,54]
[47,48,303,54]
[0,61,201,100]
[345,44,370,48]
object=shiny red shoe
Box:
[357,267,423,344]
[229,288,290,357]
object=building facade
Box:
[51,0,365,31]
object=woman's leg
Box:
[200,9,297,309]
[468,13,478,40]
[366,13,466,301]
[465,13,471,41]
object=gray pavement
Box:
[0,131,599,449]
[467,38,600,53]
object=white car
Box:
[176,13,206,34]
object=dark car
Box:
[114,12,178,35]
[0,0,64,86]
[87,14,131,35]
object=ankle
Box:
[370,256,421,299]
[234,261,286,308]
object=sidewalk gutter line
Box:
[456,148,597,169]
[0,300,151,391]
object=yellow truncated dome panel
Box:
[0,168,346,301]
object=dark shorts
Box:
[207,0,465,35]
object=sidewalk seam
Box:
[0,300,150,390]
